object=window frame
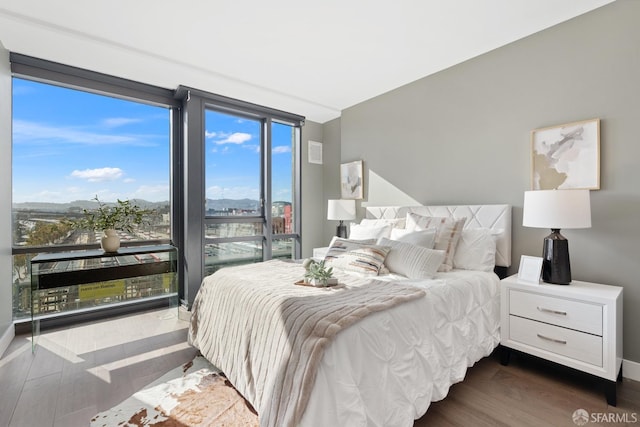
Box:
[10,53,181,256]
[9,54,182,322]
[177,86,303,306]
[8,55,305,321]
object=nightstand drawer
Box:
[509,290,602,335]
[510,315,602,366]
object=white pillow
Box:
[349,222,392,240]
[405,213,466,272]
[453,228,497,272]
[328,236,375,246]
[390,228,436,248]
[324,237,391,276]
[377,237,445,279]
[360,218,406,229]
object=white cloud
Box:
[216,132,252,145]
[243,144,260,153]
[131,185,170,201]
[13,119,155,146]
[273,146,291,154]
[70,167,124,182]
[102,117,143,128]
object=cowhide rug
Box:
[90,355,258,426]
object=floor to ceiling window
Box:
[10,55,179,321]
[270,120,299,260]
[8,57,304,320]
[203,109,264,275]
[201,109,301,276]
[178,87,303,305]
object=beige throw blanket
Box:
[188,260,425,427]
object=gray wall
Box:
[300,120,324,258]
[301,118,344,254]
[333,1,640,363]
[0,41,14,357]
[321,118,342,243]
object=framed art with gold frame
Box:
[531,118,600,190]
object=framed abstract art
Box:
[531,118,600,190]
[340,160,363,199]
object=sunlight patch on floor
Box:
[99,341,192,373]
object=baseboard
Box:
[623,359,640,382]
[0,323,15,359]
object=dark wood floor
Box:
[1,308,638,426]
[416,351,640,427]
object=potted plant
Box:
[302,259,337,287]
[73,196,153,252]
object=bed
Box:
[188,204,511,427]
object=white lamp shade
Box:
[523,189,591,229]
[327,199,356,221]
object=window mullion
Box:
[294,125,302,259]
[263,118,273,260]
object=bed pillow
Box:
[348,222,393,240]
[324,237,391,276]
[405,213,466,272]
[453,228,498,272]
[377,237,445,279]
[390,228,437,249]
[360,217,406,229]
[328,236,376,246]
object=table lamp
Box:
[327,199,356,238]
[523,189,591,285]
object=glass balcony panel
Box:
[204,222,263,239]
[204,241,263,276]
[272,238,295,261]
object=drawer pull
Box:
[537,333,567,345]
[537,306,567,316]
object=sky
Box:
[205,110,294,203]
[12,78,294,204]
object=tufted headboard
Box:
[364,204,512,268]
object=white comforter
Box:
[190,264,500,426]
[300,269,501,427]
[188,260,429,427]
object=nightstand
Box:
[500,274,623,406]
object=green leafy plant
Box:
[73,196,153,233]
[303,259,334,286]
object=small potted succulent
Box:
[302,259,337,287]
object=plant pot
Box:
[101,229,121,253]
[305,277,324,287]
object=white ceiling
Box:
[0,0,613,123]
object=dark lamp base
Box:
[542,229,571,285]
[336,221,347,238]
